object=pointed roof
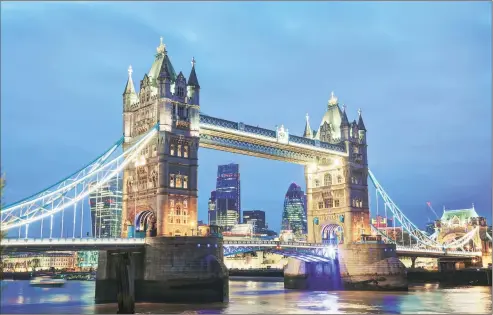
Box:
[357,109,366,131]
[340,104,350,127]
[187,57,200,88]
[176,71,186,84]
[150,37,177,86]
[303,113,313,138]
[123,65,136,96]
[440,207,479,222]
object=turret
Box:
[123,65,138,107]
[187,57,200,105]
[340,104,350,141]
[357,108,367,144]
[157,38,172,98]
[303,113,313,138]
[174,71,187,101]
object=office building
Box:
[210,163,241,229]
[282,183,307,234]
[89,177,123,238]
[243,210,266,233]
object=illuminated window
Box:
[183,200,188,208]
[318,202,324,209]
[176,175,182,188]
[169,175,175,187]
[337,175,342,184]
[170,199,175,207]
[176,218,181,224]
[177,145,182,157]
[170,144,175,156]
[334,200,340,207]
[324,173,331,186]
[183,176,188,189]
[176,205,181,216]
[183,145,189,158]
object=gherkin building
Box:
[282,183,307,234]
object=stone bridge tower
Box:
[304,92,370,244]
[121,38,200,237]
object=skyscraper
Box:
[242,210,266,233]
[89,177,123,238]
[282,183,307,234]
[208,190,217,225]
[212,163,241,229]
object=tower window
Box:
[314,179,320,187]
[177,106,184,118]
[170,144,175,156]
[324,174,331,186]
[177,86,185,97]
[183,145,189,158]
[334,199,340,207]
[318,202,324,209]
[325,198,333,208]
[177,144,182,157]
[169,175,175,187]
[183,176,188,189]
[337,175,343,184]
[176,175,182,188]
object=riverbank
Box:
[408,268,492,286]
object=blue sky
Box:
[1,1,491,236]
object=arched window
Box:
[183,145,189,158]
[337,175,343,184]
[183,176,188,189]
[170,144,175,156]
[177,144,182,157]
[183,200,188,208]
[176,205,181,216]
[169,175,175,187]
[176,175,182,188]
[324,173,331,186]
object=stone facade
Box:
[95,236,228,303]
[121,39,200,237]
[304,93,370,244]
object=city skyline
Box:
[1,2,491,234]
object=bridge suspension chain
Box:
[1,125,159,232]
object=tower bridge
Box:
[1,38,491,303]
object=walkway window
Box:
[324,173,331,186]
[169,175,175,187]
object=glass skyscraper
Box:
[282,183,307,234]
[209,163,241,229]
[89,177,123,238]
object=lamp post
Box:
[191,221,195,236]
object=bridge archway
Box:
[321,224,344,245]
[135,210,157,237]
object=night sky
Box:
[1,2,491,236]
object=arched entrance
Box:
[135,210,157,237]
[321,224,344,244]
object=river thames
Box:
[1,280,491,314]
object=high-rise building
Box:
[208,190,217,225]
[89,178,123,238]
[212,163,241,229]
[282,183,307,234]
[243,210,266,233]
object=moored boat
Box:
[30,275,66,288]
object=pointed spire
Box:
[187,56,200,88]
[303,113,313,138]
[158,57,171,81]
[357,108,366,131]
[328,91,338,107]
[340,104,350,127]
[156,36,167,55]
[123,65,136,95]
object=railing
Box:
[223,240,326,247]
[0,238,146,246]
[396,245,481,257]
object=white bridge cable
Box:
[368,169,441,248]
[1,125,159,231]
[369,170,485,250]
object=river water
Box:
[1,280,491,314]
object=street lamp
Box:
[191,221,195,236]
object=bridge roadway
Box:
[0,238,481,259]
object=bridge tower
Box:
[121,38,200,238]
[304,93,370,244]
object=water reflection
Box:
[1,280,491,314]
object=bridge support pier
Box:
[96,236,229,304]
[284,258,342,290]
[410,257,417,269]
[115,252,135,314]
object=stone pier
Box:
[284,258,342,290]
[95,236,229,304]
[338,243,408,291]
